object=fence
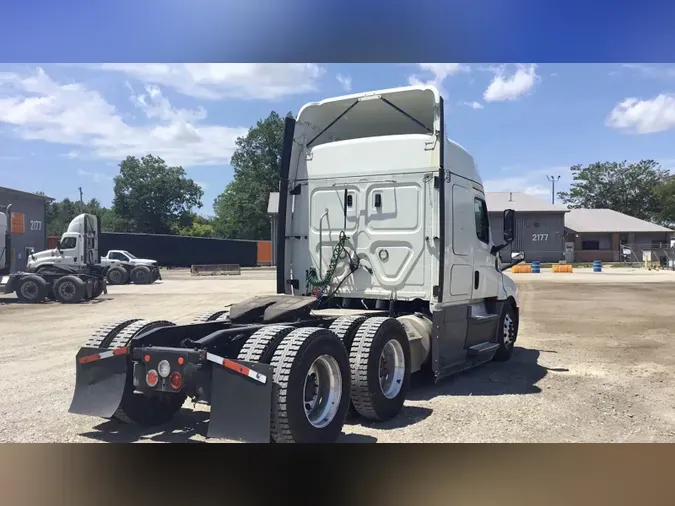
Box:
[48,234,273,268]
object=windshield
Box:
[122,251,137,259]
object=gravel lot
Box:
[1,267,674,443]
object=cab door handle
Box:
[474,270,480,289]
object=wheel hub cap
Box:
[303,355,342,428]
[503,314,515,346]
[21,282,38,298]
[379,339,405,399]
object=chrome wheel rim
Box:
[20,281,38,299]
[303,355,342,428]
[379,339,405,399]
[503,314,515,346]
[58,282,75,299]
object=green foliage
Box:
[558,160,672,223]
[654,175,675,227]
[112,155,203,234]
[174,214,215,237]
[213,111,293,240]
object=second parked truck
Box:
[68,85,525,443]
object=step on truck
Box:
[1,208,107,304]
[69,85,526,443]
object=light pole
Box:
[546,175,561,205]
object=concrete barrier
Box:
[190,264,241,276]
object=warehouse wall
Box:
[0,189,47,272]
[490,211,566,263]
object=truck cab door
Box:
[471,192,500,301]
[58,234,80,264]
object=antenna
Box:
[546,175,561,204]
[78,186,84,212]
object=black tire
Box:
[106,266,128,285]
[150,268,159,282]
[238,325,295,364]
[85,319,141,348]
[349,317,411,422]
[53,275,86,304]
[493,304,517,362]
[130,265,152,285]
[330,316,368,351]
[191,310,230,324]
[89,279,105,299]
[329,316,368,417]
[269,327,351,443]
[15,275,48,303]
[110,319,186,426]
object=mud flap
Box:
[207,359,274,443]
[68,347,129,418]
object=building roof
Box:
[565,209,673,233]
[0,185,54,201]
[268,192,279,214]
[485,192,568,213]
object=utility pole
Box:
[546,175,561,205]
[78,187,84,212]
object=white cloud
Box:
[0,67,249,167]
[606,94,675,134]
[483,64,540,102]
[620,63,675,80]
[461,101,484,110]
[91,63,325,100]
[483,166,572,200]
[77,168,112,183]
[336,73,352,92]
[408,63,469,96]
[484,176,550,197]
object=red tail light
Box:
[146,369,159,387]
[169,371,183,390]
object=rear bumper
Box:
[70,345,274,443]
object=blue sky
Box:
[1,63,675,216]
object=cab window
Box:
[474,198,490,244]
[60,237,77,249]
[110,252,127,261]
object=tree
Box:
[175,213,215,237]
[558,160,671,222]
[655,175,675,227]
[213,111,292,240]
[112,155,204,234]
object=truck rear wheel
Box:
[130,266,151,285]
[90,279,105,300]
[191,310,230,323]
[109,320,187,426]
[238,325,295,363]
[106,266,128,285]
[16,275,48,303]
[269,328,350,443]
[349,317,411,422]
[53,275,86,304]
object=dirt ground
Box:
[1,267,674,443]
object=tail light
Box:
[146,369,159,387]
[157,360,171,378]
[169,371,183,390]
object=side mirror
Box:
[56,241,62,252]
[511,251,524,262]
[503,209,515,244]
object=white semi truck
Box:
[27,229,160,286]
[69,85,525,443]
[1,207,107,303]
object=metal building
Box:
[486,192,568,263]
[0,186,53,272]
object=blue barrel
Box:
[593,260,602,272]
[531,260,541,274]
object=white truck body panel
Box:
[281,84,517,307]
